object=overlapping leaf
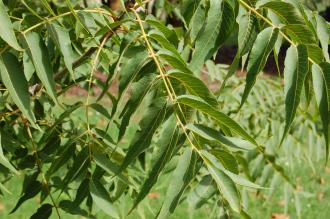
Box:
[241,27,279,107]
[312,62,330,158]
[0,0,21,50]
[0,52,36,125]
[21,32,57,103]
[282,44,309,144]
[177,95,258,146]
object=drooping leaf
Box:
[211,149,239,174]
[10,181,42,213]
[281,44,309,144]
[119,98,167,172]
[201,151,241,212]
[222,12,258,87]
[283,24,316,44]
[23,51,35,81]
[188,1,206,42]
[238,12,258,56]
[215,1,236,49]
[202,150,262,189]
[312,63,330,159]
[307,44,324,64]
[118,46,149,97]
[30,204,53,219]
[260,1,304,24]
[131,119,179,211]
[240,27,279,107]
[59,200,89,217]
[186,124,255,151]
[0,132,18,174]
[0,0,21,50]
[189,0,224,73]
[89,103,111,121]
[159,54,191,77]
[146,15,178,46]
[118,70,157,140]
[0,52,36,126]
[61,148,89,192]
[168,71,217,107]
[93,151,131,185]
[157,148,198,219]
[71,179,89,208]
[90,178,119,219]
[177,95,258,146]
[47,23,76,78]
[21,32,57,103]
[187,175,217,209]
[65,0,92,36]
[315,15,330,61]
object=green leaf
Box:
[283,24,316,44]
[201,151,240,212]
[90,178,119,219]
[187,175,216,209]
[281,44,309,144]
[65,0,92,36]
[177,95,258,146]
[11,181,42,213]
[47,23,76,78]
[59,200,89,217]
[158,49,192,74]
[71,179,89,208]
[30,204,53,219]
[89,103,111,121]
[315,15,330,61]
[188,1,206,42]
[211,149,238,174]
[312,62,330,159]
[146,15,178,46]
[222,12,258,87]
[21,32,57,103]
[241,27,279,107]
[202,150,262,189]
[149,33,181,59]
[215,1,236,49]
[119,98,167,172]
[132,121,179,211]
[260,1,304,24]
[238,13,258,56]
[62,148,89,192]
[186,124,255,151]
[0,132,18,174]
[0,52,36,126]
[93,151,131,185]
[118,46,149,97]
[23,51,35,81]
[118,70,156,140]
[307,44,324,64]
[189,0,224,73]
[168,72,217,107]
[0,0,21,50]
[157,148,198,219]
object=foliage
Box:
[0,0,329,218]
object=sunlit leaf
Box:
[0,0,21,50]
[0,52,36,126]
[281,44,309,144]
